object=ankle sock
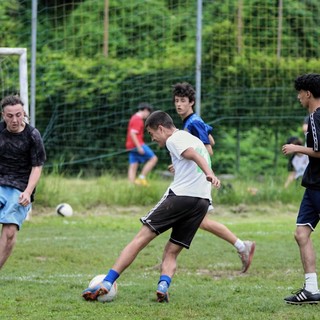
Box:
[234,239,245,252]
[157,275,171,292]
[104,269,119,285]
[159,275,171,287]
[305,273,319,293]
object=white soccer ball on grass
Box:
[56,203,73,217]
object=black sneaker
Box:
[284,288,320,305]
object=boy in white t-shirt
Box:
[82,111,220,303]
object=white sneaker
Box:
[238,241,256,273]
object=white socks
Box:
[305,273,319,293]
[234,239,245,253]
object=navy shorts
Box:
[140,189,209,249]
[128,144,156,164]
[297,189,320,230]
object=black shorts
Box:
[140,189,209,249]
[297,189,320,230]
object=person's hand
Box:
[19,191,31,207]
[206,174,220,188]
[167,164,175,174]
[137,146,145,155]
[282,144,296,155]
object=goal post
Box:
[0,47,29,121]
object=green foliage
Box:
[212,124,297,176]
[0,1,25,46]
[2,0,320,175]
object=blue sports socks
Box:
[104,269,119,284]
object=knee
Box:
[2,225,17,245]
[199,217,208,231]
[294,228,309,245]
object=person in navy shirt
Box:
[282,74,320,304]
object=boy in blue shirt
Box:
[172,82,255,273]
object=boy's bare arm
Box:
[181,147,220,188]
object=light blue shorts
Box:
[0,186,31,230]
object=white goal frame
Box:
[0,47,29,119]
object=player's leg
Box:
[284,189,320,304]
[284,225,320,304]
[128,162,139,182]
[135,145,158,185]
[0,187,28,270]
[155,196,209,302]
[82,225,157,300]
[200,215,237,244]
[156,241,183,302]
[284,171,295,188]
[0,224,18,269]
[200,214,255,273]
[127,149,140,183]
[111,225,157,272]
[140,155,158,177]
[295,225,315,273]
[160,242,183,277]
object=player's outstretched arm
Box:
[181,147,220,188]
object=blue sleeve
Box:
[206,124,213,134]
[187,120,211,144]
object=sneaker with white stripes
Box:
[284,288,320,305]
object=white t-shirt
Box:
[166,130,212,201]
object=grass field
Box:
[1,203,320,320]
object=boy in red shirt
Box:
[126,103,158,186]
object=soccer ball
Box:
[88,274,118,302]
[56,203,73,217]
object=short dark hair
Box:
[294,74,320,98]
[145,110,175,130]
[137,102,153,112]
[172,82,195,103]
[1,95,24,110]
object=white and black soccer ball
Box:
[88,274,118,302]
[56,203,73,217]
